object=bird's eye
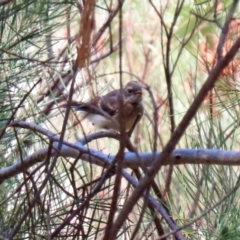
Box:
[127,89,133,93]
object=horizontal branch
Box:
[1,141,240,184]
[2,121,239,185]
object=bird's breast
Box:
[121,103,143,130]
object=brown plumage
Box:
[68,81,144,132]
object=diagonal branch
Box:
[109,22,240,240]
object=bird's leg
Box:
[127,113,142,138]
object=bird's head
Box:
[123,81,142,103]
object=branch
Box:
[217,0,238,61]
[110,32,240,240]
[2,121,240,184]
[3,121,240,238]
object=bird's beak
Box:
[135,91,142,97]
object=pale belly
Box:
[86,113,136,131]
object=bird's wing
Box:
[65,89,122,117]
[66,98,100,114]
[68,92,119,117]
[98,89,120,117]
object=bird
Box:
[66,81,143,134]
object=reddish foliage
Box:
[199,18,240,79]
